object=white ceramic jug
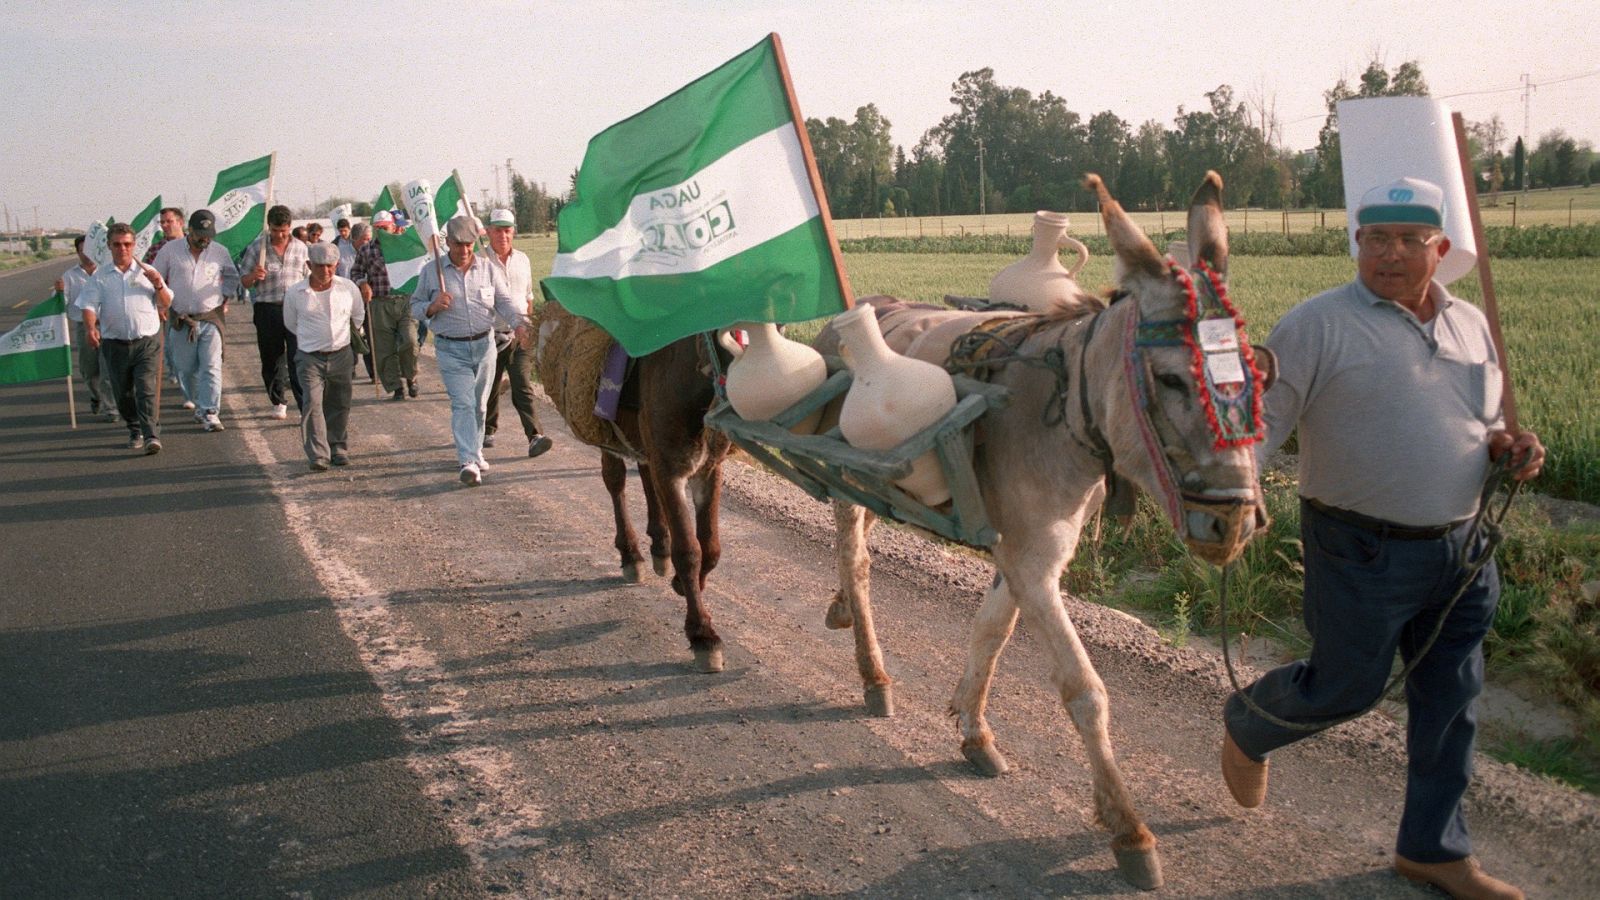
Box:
[833,303,957,506]
[988,211,1090,313]
[719,322,828,434]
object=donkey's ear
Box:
[1085,173,1164,281]
[1186,171,1229,277]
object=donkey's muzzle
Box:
[1181,489,1268,566]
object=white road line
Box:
[229,395,545,873]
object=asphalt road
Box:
[0,258,478,895]
[2,255,1596,898]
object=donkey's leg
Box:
[600,452,646,583]
[636,461,671,577]
[653,470,723,672]
[1004,556,1162,889]
[829,501,893,716]
[950,573,1021,776]
[689,458,722,591]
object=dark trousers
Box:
[73,321,108,410]
[253,302,303,409]
[1225,498,1498,863]
[295,346,353,464]
[101,335,161,439]
[485,335,542,439]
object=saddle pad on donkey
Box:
[536,301,620,447]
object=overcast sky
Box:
[2,0,1596,230]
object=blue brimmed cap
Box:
[1357,177,1445,228]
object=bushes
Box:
[840,224,1600,259]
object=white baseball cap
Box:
[488,208,515,227]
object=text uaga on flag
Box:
[210,153,274,257]
[0,292,72,385]
[542,33,850,356]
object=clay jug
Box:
[719,322,828,434]
[834,303,958,506]
[988,211,1090,313]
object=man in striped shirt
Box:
[240,205,309,418]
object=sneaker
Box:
[459,463,481,486]
[482,433,496,448]
[331,451,350,467]
[407,379,419,398]
[309,459,330,472]
[528,434,554,458]
[475,455,491,470]
[390,388,405,401]
[272,403,289,420]
[182,400,196,411]
[127,434,145,451]
[144,438,162,456]
[203,412,225,432]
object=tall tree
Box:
[1302,59,1429,208]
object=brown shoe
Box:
[1394,855,1523,900]
[1221,731,1268,808]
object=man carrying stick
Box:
[410,215,529,486]
[78,223,174,454]
[1221,178,1544,900]
[59,236,111,419]
[351,212,418,400]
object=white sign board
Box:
[1337,96,1476,285]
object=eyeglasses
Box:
[109,241,135,248]
[1357,231,1443,259]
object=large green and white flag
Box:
[209,153,274,256]
[129,195,162,261]
[542,33,850,356]
[0,292,71,385]
[375,227,431,295]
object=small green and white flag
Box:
[209,153,275,257]
[83,220,113,268]
[0,291,71,385]
[542,33,851,356]
[375,226,431,295]
[129,195,162,261]
[434,170,474,225]
[374,183,398,217]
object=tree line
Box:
[806,61,1600,219]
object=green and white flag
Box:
[434,170,473,225]
[374,183,398,217]
[542,33,850,356]
[129,195,162,261]
[375,227,431,295]
[84,220,112,268]
[0,291,71,385]
[209,153,274,256]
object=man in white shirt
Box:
[78,223,174,453]
[57,236,112,419]
[284,242,365,471]
[482,209,554,459]
[410,215,530,485]
[154,210,240,432]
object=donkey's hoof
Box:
[652,556,669,577]
[960,739,1009,777]
[693,646,725,673]
[1113,846,1164,891]
[863,683,894,717]
[621,562,643,584]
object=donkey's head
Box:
[1085,171,1268,566]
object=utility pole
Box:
[976,138,986,216]
[482,188,490,212]
[1520,73,1535,192]
[492,164,500,207]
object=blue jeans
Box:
[432,335,494,466]
[169,320,224,413]
[1225,498,1498,863]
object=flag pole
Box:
[768,32,855,309]
[1451,112,1519,433]
[258,151,277,271]
[60,283,77,429]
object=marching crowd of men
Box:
[59,204,553,481]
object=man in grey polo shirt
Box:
[1220,177,1544,900]
[411,215,529,486]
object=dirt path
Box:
[221,334,1598,898]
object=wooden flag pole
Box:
[62,285,77,429]
[1451,112,1519,434]
[769,32,856,309]
[258,151,278,271]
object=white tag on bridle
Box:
[1206,350,1246,385]
[1197,318,1238,352]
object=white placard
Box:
[1206,351,1246,385]
[1197,318,1238,353]
[403,179,438,242]
[1337,96,1476,285]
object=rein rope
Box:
[1219,459,1523,732]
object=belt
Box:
[299,346,349,357]
[1305,498,1466,541]
[436,331,490,342]
[102,335,156,345]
